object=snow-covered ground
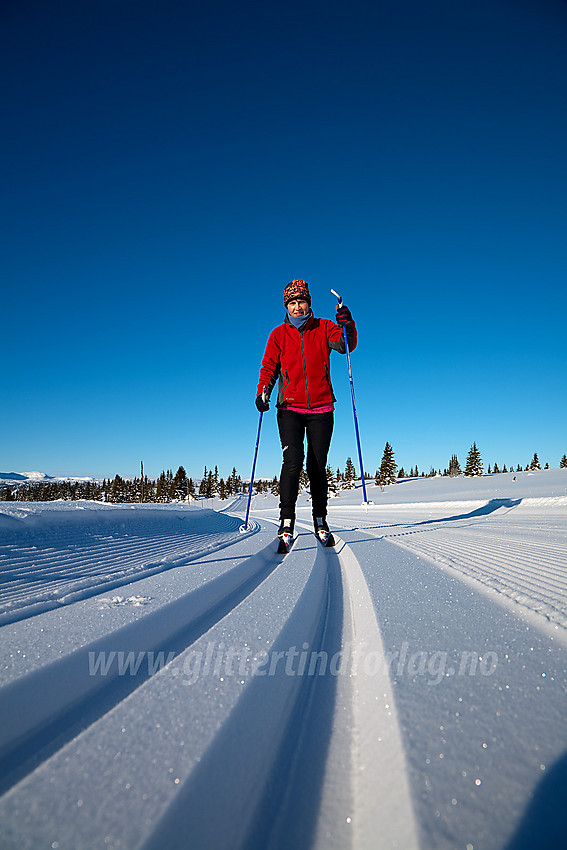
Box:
[0,470,565,849]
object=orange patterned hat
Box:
[283,279,311,307]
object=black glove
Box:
[336,305,352,326]
[255,392,269,412]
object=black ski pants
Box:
[277,409,334,521]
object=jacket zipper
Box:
[324,363,334,399]
[282,369,290,400]
[300,331,310,409]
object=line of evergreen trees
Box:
[0,466,242,504]
[1,448,565,503]
[0,458,372,503]
[461,445,558,477]
[374,443,564,486]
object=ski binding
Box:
[277,531,294,554]
[316,529,335,547]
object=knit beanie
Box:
[283,279,311,307]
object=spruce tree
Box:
[448,455,461,477]
[228,467,239,494]
[172,466,187,500]
[530,452,541,471]
[198,466,208,497]
[465,443,483,477]
[343,457,356,489]
[110,474,125,502]
[378,442,397,486]
[326,464,337,496]
[560,454,567,469]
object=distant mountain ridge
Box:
[0,471,54,482]
[0,471,99,484]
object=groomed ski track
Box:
[0,479,566,850]
[0,506,417,850]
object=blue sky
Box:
[2,0,566,482]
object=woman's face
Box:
[287,299,310,316]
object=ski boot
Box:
[314,517,335,547]
[277,519,294,554]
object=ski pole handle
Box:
[331,289,349,353]
[330,288,343,308]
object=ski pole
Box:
[331,289,369,504]
[240,386,266,531]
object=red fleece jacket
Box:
[257,314,357,410]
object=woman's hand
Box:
[336,305,352,325]
[255,392,269,412]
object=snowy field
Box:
[0,470,565,849]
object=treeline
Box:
[1,448,565,503]
[372,442,566,486]
[0,457,379,503]
[0,466,243,504]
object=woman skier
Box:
[255,279,356,549]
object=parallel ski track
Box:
[0,516,417,850]
[330,506,567,631]
[0,513,253,623]
[385,525,567,629]
[0,534,280,796]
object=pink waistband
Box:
[281,403,335,414]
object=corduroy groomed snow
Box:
[283,279,311,307]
